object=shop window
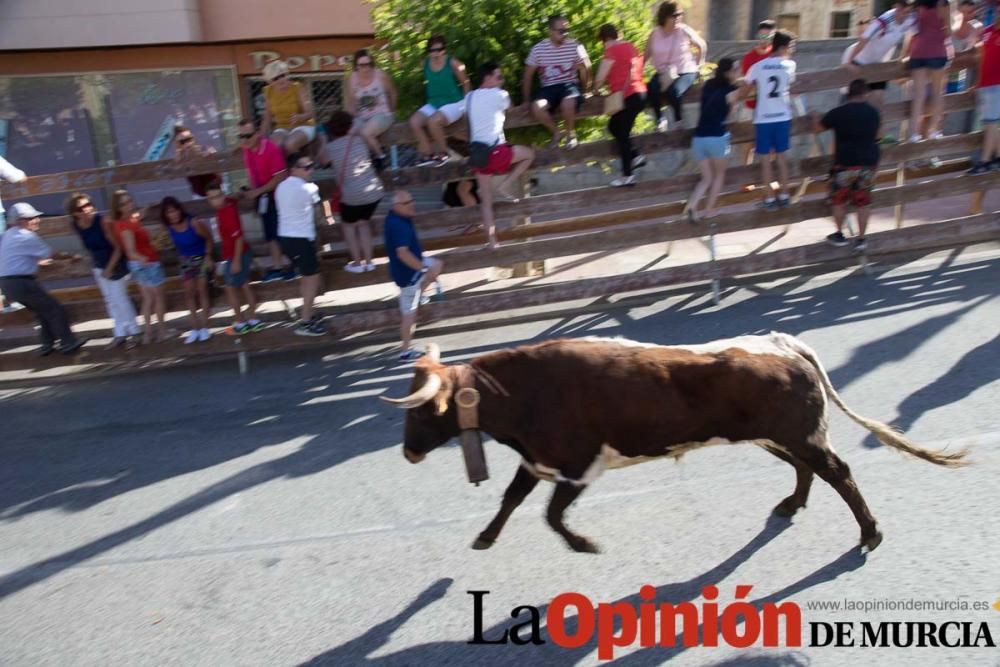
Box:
[0,68,240,214]
[830,11,852,38]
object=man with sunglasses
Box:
[522,14,592,149]
[275,153,333,336]
[238,118,293,282]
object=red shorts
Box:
[472,144,514,176]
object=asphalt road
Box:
[1,246,998,667]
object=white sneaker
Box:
[610,175,637,187]
[928,131,944,140]
[344,263,365,274]
[182,330,199,345]
[364,262,377,272]
[908,134,924,144]
[197,328,212,342]
[656,118,670,133]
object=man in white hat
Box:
[0,203,85,355]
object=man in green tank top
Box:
[408,35,471,167]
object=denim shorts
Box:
[535,83,584,114]
[691,134,732,161]
[979,84,1000,123]
[908,57,949,70]
[755,121,791,155]
[127,260,166,287]
[223,251,254,287]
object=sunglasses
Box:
[356,61,373,67]
[428,47,445,53]
[238,132,256,139]
[74,202,92,212]
[553,27,570,34]
[178,136,194,145]
[271,73,288,81]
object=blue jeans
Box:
[647,72,698,123]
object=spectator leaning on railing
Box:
[238,117,293,282]
[969,9,1000,174]
[275,152,333,337]
[843,1,916,118]
[160,197,214,344]
[66,192,140,350]
[593,23,648,188]
[688,58,743,222]
[111,190,167,345]
[384,190,443,362]
[811,79,882,253]
[905,0,953,143]
[0,202,86,356]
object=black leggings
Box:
[607,93,645,176]
[647,72,699,123]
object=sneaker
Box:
[415,155,438,168]
[433,153,452,167]
[756,198,778,210]
[246,319,265,332]
[197,328,212,342]
[294,320,327,337]
[344,262,366,274]
[182,330,200,345]
[656,118,670,133]
[610,175,637,187]
[777,195,791,209]
[261,269,285,282]
[281,268,298,281]
[37,345,54,357]
[853,237,868,252]
[104,336,127,351]
[399,348,425,361]
[878,135,899,145]
[990,158,1000,171]
[927,131,944,141]
[967,162,991,175]
[225,322,252,336]
[825,231,850,247]
[631,155,648,170]
[565,135,579,149]
[372,154,387,172]
[907,133,924,144]
[364,262,377,272]
[432,280,444,301]
[59,339,86,355]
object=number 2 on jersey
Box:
[767,75,781,98]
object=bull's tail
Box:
[775,333,970,468]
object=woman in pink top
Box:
[906,0,953,141]
[644,1,707,132]
[594,23,648,187]
[344,49,398,169]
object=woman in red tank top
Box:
[906,0,953,141]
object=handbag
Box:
[330,134,355,214]
[603,90,625,116]
[466,90,496,168]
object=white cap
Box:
[8,202,43,220]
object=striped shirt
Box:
[526,39,589,87]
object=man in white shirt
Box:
[0,203,84,355]
[275,152,334,336]
[843,1,916,110]
[743,30,798,209]
[467,62,536,248]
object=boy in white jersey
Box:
[742,30,797,209]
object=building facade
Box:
[0,0,373,210]
[695,0,877,41]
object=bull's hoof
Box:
[471,536,495,550]
[861,529,884,552]
[772,497,804,518]
[568,536,601,554]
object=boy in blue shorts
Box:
[743,30,797,209]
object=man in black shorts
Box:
[521,14,592,149]
[275,152,333,336]
[811,79,882,252]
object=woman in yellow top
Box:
[261,59,316,154]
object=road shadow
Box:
[300,516,863,665]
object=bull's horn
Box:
[426,343,440,363]
[380,373,443,409]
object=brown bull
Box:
[381,333,968,554]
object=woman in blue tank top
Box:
[67,192,141,349]
[160,197,215,344]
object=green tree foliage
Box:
[368,0,675,120]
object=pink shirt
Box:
[242,138,285,189]
[648,25,699,75]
